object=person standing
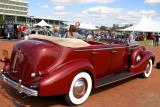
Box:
[154,33,160,46]
[41,27,51,36]
[125,32,130,43]
[75,22,84,36]
[17,25,22,39]
[130,32,134,42]
[23,24,31,40]
[21,24,27,38]
[53,26,61,37]
[63,25,82,39]
[149,33,154,46]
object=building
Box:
[0,0,67,26]
[0,0,28,23]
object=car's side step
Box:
[96,72,134,87]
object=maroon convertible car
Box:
[0,34,155,105]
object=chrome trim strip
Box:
[74,44,139,52]
[113,47,125,49]
[74,49,93,51]
[93,48,113,51]
[2,74,38,96]
[75,48,113,51]
[129,44,139,47]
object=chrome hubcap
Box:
[73,79,87,98]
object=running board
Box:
[96,72,134,86]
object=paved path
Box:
[0,38,160,107]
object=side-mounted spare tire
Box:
[130,48,145,65]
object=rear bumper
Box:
[0,70,2,74]
[1,74,38,96]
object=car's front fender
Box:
[38,59,96,96]
[130,50,155,74]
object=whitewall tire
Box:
[64,72,92,105]
[142,59,152,78]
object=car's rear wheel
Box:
[64,72,92,106]
[141,59,152,78]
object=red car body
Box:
[135,35,145,41]
[0,35,155,105]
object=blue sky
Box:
[24,0,160,27]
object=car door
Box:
[91,45,112,78]
[110,44,128,74]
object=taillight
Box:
[0,50,10,63]
[0,58,10,63]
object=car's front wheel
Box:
[141,59,152,78]
[64,72,92,106]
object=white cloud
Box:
[80,7,158,26]
[54,6,65,11]
[83,6,123,17]
[64,6,123,26]
[114,9,157,26]
[144,0,160,5]
[50,0,116,5]
[44,5,159,27]
[127,10,157,18]
[49,6,72,15]
[42,5,49,9]
[52,11,72,15]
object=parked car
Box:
[135,35,145,41]
[0,34,155,105]
[0,24,21,39]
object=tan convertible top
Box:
[29,34,91,48]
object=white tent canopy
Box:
[33,20,52,27]
[80,23,98,30]
[122,16,160,32]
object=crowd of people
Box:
[100,31,160,46]
[17,24,31,40]
[149,33,160,46]
[15,22,160,46]
[16,22,85,40]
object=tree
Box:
[111,23,133,30]
[0,19,6,24]
[100,26,107,30]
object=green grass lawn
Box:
[137,40,150,46]
[137,40,160,46]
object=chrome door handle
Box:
[92,52,99,55]
[112,50,118,53]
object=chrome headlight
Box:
[136,55,141,62]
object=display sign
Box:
[7,20,14,33]
[2,50,8,57]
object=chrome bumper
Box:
[0,69,3,74]
[2,74,38,96]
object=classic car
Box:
[135,35,145,41]
[0,34,155,105]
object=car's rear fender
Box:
[130,50,155,74]
[38,59,96,96]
